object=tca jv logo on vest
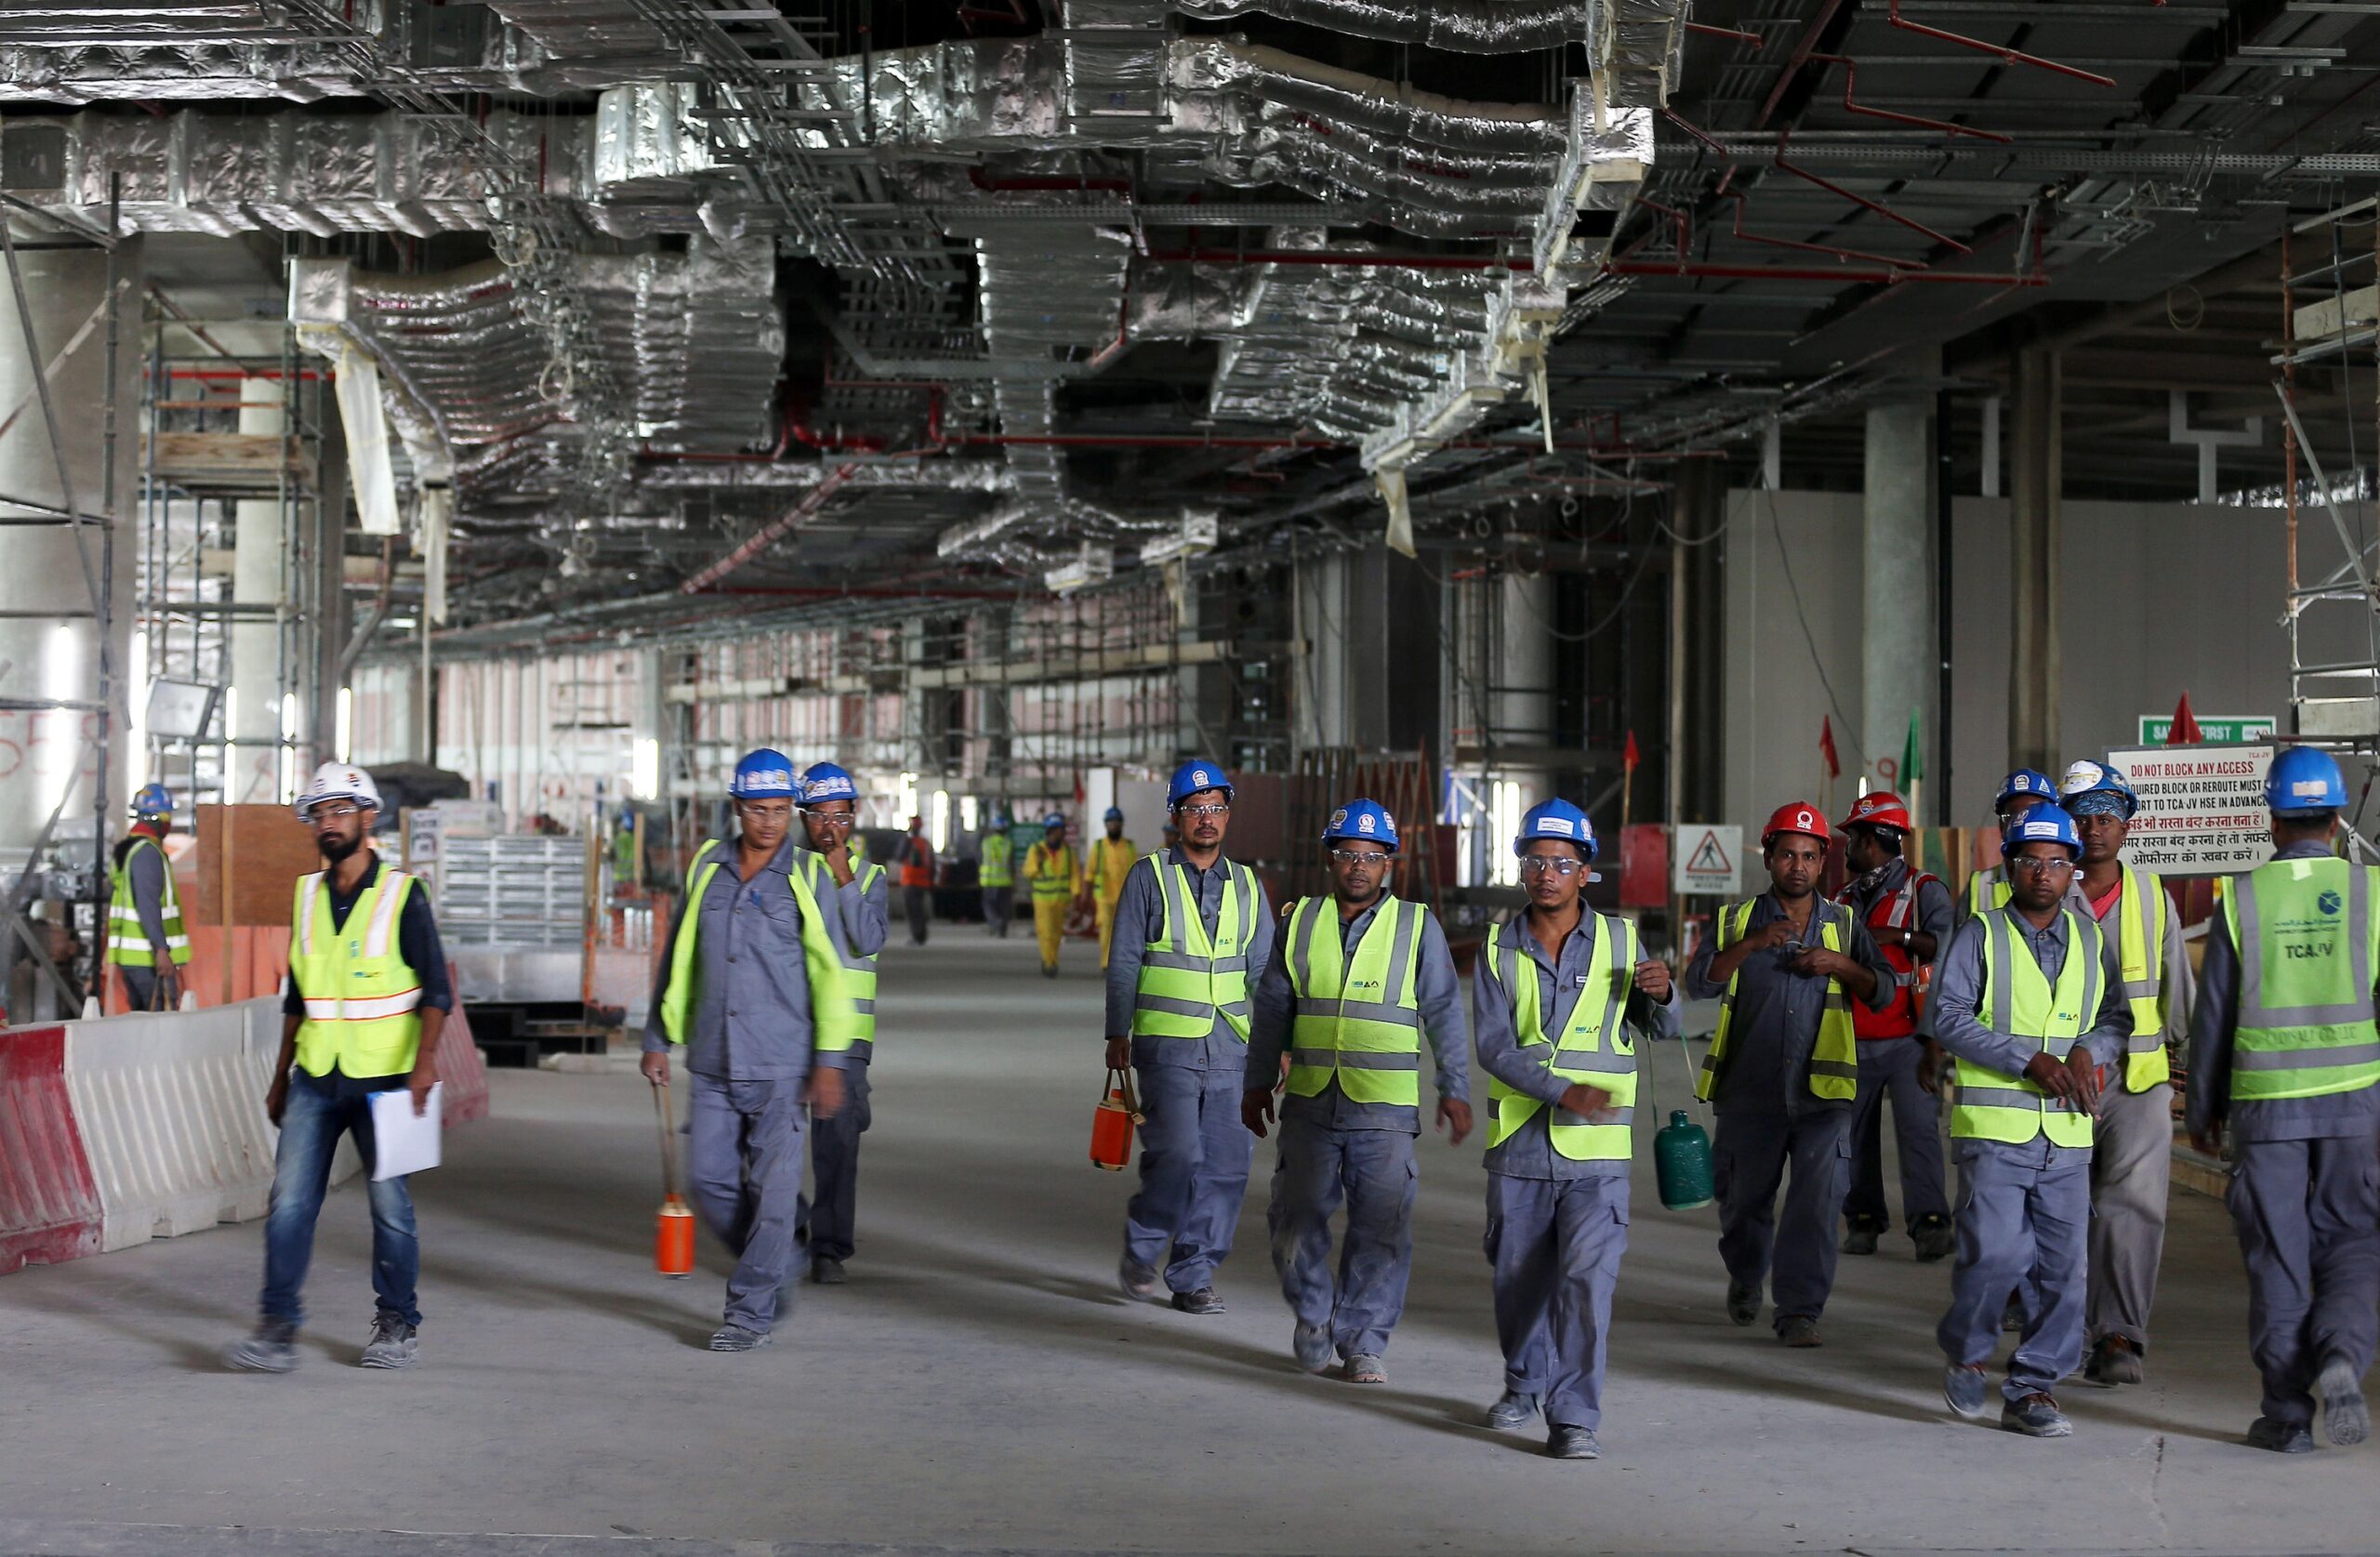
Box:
[2281,890,2344,959]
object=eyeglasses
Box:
[2007,855,2075,876]
[736,800,793,820]
[1329,849,1391,868]
[302,804,364,826]
[1517,856,1583,877]
[1179,803,1230,819]
[803,811,855,829]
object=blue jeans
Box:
[260,1075,421,1328]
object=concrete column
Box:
[2007,345,2061,774]
[1669,460,1726,825]
[1862,396,1936,811]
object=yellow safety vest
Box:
[1696,898,1858,1102]
[107,834,189,968]
[290,865,425,1080]
[1130,852,1259,1041]
[2101,864,2174,1091]
[1484,913,1639,1161]
[1953,906,2102,1148]
[1282,894,1426,1107]
[1966,868,2011,917]
[1089,837,1138,904]
[1025,842,1080,902]
[812,856,882,1055]
[658,838,855,1055]
[980,833,1013,888]
[2226,856,2380,1102]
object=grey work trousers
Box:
[2088,1079,2173,1350]
[1266,1118,1417,1359]
[803,1062,872,1263]
[903,885,930,945]
[1486,1172,1629,1432]
[1844,1038,1949,1233]
[1939,1136,2089,1403]
[2227,1133,2380,1428]
[118,965,164,1013]
[1715,1104,1852,1327]
[1125,1062,1253,1292]
[685,1070,807,1334]
[983,886,1013,935]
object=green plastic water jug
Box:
[1656,1109,1714,1210]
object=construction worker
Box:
[1243,798,1470,1386]
[107,782,189,1012]
[797,761,887,1286]
[1834,790,1955,1262]
[1025,813,1081,977]
[227,762,451,1374]
[2188,746,2380,1454]
[1105,759,1276,1313]
[2056,759,2188,1388]
[1087,805,1138,970]
[1683,801,1891,1347]
[1472,798,1676,1459]
[1961,769,2061,919]
[639,747,854,1352]
[980,811,1015,937]
[1934,806,2126,1437]
[898,814,934,947]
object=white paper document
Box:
[369,1084,443,1181]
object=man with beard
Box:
[796,761,887,1286]
[227,763,452,1374]
[1243,798,1470,1386]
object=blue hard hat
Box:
[1167,759,1233,809]
[2004,806,2082,858]
[1322,798,1400,852]
[800,761,858,805]
[728,748,798,799]
[1996,768,2058,810]
[131,782,172,817]
[2267,746,2348,816]
[1044,811,1066,829]
[2058,758,2138,821]
[1104,806,1124,824]
[1513,797,1597,860]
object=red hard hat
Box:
[1841,790,1911,833]
[1762,800,1831,848]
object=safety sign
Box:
[2105,744,2273,876]
[1674,825,1743,896]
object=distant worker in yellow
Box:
[1088,805,1138,969]
[1025,812,1082,978]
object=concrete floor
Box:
[4,932,2378,1557]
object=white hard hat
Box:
[294,760,383,818]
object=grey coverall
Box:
[643,836,861,1335]
[803,858,889,1265]
[1474,911,1680,1432]
[117,835,179,1011]
[2187,840,2380,1431]
[1105,847,1277,1294]
[1930,909,2128,1403]
[1683,894,1895,1328]
[1244,894,1469,1361]
[1840,858,1955,1235]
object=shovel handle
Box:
[653,1078,682,1200]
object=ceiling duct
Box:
[1170,0,1588,53]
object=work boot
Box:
[707,1324,773,1352]
[359,1314,417,1371]
[1942,1364,1990,1420]
[1777,1315,1822,1349]
[1343,1353,1386,1385]
[1726,1278,1761,1327]
[1910,1214,1955,1263]
[1485,1391,1540,1430]
[2246,1416,2316,1454]
[1117,1256,1158,1300]
[1170,1287,1225,1315]
[2319,1353,2370,1446]
[2084,1336,2143,1386]
[2001,1393,2071,1438]
[2000,1294,2027,1333]
[225,1318,299,1374]
[1841,1224,1880,1257]
[1041,964,1058,979]
[1292,1323,1332,1374]
[811,1257,847,1286]
[1547,1426,1601,1460]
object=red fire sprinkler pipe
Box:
[679,464,861,594]
[1886,0,2118,87]
[1805,53,2013,143]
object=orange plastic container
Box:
[656,1194,696,1277]
[1091,1068,1142,1172]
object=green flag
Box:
[1900,707,1924,827]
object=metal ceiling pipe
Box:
[1170,0,1588,52]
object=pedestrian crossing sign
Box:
[1673,825,1741,897]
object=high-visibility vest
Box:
[1025,842,1079,902]
[290,865,425,1080]
[899,836,933,889]
[1840,868,1940,1039]
[107,834,189,968]
[1483,912,1639,1161]
[1130,852,1259,1041]
[2098,864,2175,1091]
[980,833,1013,888]
[2225,856,2380,1102]
[1966,868,2011,917]
[1696,898,1858,1103]
[1952,907,2103,1147]
[1089,837,1138,904]
[810,856,883,1056]
[658,838,854,1055]
[1281,894,1426,1107]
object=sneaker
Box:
[707,1324,773,1352]
[1726,1278,1761,1327]
[1778,1315,1822,1349]
[1911,1215,1955,1263]
[1485,1390,1540,1430]
[1292,1323,1332,1374]
[1547,1425,1601,1460]
[811,1257,848,1286]
[2246,1415,2316,1454]
[225,1318,299,1374]
[1117,1256,1158,1300]
[2319,1353,2369,1446]
[1842,1226,1880,1257]
[1170,1287,1226,1315]
[2084,1336,2143,1386]
[359,1315,417,1370]
[2001,1392,2071,1438]
[1943,1364,1990,1420]
[1344,1352,1386,1385]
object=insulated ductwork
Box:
[1171,0,1588,53]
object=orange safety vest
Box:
[900,835,934,889]
[1840,868,1940,1040]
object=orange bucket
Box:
[1091,1067,1142,1172]
[656,1194,696,1277]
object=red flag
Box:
[1622,730,1641,773]
[1819,716,1841,781]
[2167,692,2203,746]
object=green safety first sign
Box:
[2138,714,2276,745]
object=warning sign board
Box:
[2106,744,2274,877]
[1674,825,1743,897]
